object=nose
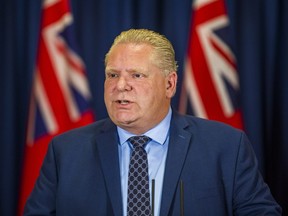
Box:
[116,76,132,91]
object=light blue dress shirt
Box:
[117,108,172,216]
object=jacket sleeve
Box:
[232,132,282,215]
[23,140,58,216]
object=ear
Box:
[165,71,177,98]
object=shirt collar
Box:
[117,107,172,145]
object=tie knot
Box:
[128,135,151,148]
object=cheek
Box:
[104,87,113,106]
[104,82,114,96]
[153,81,167,97]
[104,81,110,91]
[140,88,162,106]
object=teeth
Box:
[118,100,129,104]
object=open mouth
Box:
[116,100,130,105]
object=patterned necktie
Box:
[127,135,151,216]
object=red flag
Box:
[18,0,94,214]
[179,0,243,129]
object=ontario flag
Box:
[179,0,243,129]
[18,0,94,214]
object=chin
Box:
[115,117,139,128]
[117,119,134,126]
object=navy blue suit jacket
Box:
[24,112,281,215]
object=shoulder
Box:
[171,111,247,150]
[58,118,113,136]
[172,111,243,136]
[51,118,115,148]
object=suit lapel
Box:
[94,121,123,215]
[160,113,192,216]
[94,114,193,215]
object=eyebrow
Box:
[105,67,147,74]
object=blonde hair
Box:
[105,29,178,76]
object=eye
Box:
[132,73,145,79]
[106,72,119,79]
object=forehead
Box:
[109,43,154,61]
[106,43,158,72]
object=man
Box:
[24,29,281,215]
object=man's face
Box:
[104,43,177,134]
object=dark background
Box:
[1,0,287,215]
